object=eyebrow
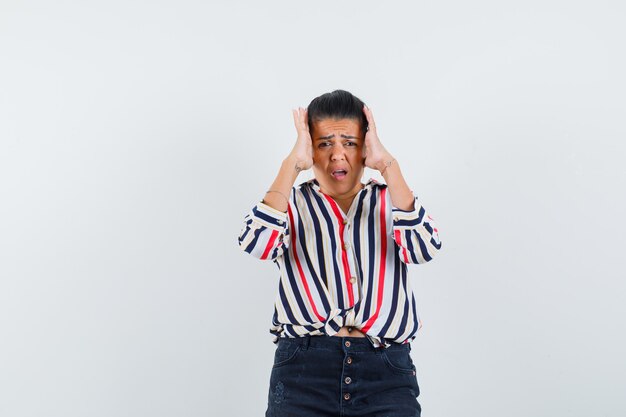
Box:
[315,134,360,141]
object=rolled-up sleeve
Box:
[238,201,290,261]
[391,196,442,264]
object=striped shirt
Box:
[237,178,442,348]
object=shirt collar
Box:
[304,177,379,193]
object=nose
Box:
[330,147,346,161]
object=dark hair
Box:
[307,89,368,134]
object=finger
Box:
[363,104,376,131]
[298,108,306,131]
[295,108,305,132]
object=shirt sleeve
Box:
[391,195,442,264]
[237,200,290,261]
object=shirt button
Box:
[344,393,351,401]
[344,243,351,250]
[345,377,352,384]
[350,277,357,284]
[343,219,348,225]
[344,341,351,347]
[346,356,353,364]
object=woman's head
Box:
[307,90,368,199]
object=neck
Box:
[319,182,364,201]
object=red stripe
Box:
[361,187,387,332]
[287,205,325,322]
[261,230,279,260]
[394,229,409,263]
[322,193,354,307]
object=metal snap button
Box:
[344,341,351,347]
[346,356,353,364]
[345,377,352,384]
[343,393,351,400]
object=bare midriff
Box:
[332,326,367,337]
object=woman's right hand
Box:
[288,107,313,171]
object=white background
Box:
[1,1,625,416]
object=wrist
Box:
[376,155,396,174]
[283,155,304,175]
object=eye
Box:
[345,141,357,147]
[318,141,331,148]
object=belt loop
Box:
[302,335,311,351]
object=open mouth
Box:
[331,169,348,180]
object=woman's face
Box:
[310,118,366,198]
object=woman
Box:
[238,90,442,417]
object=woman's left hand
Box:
[362,105,394,172]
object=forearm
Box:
[377,156,415,211]
[263,155,301,212]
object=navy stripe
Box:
[378,255,402,336]
[352,189,368,286]
[361,188,379,321]
[293,193,331,315]
[277,277,300,325]
[252,206,284,226]
[408,293,420,339]
[392,266,410,340]
[404,230,420,264]
[282,253,315,323]
[415,232,432,262]
[302,189,329,288]
[417,205,425,223]
[238,217,253,244]
[244,227,262,255]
